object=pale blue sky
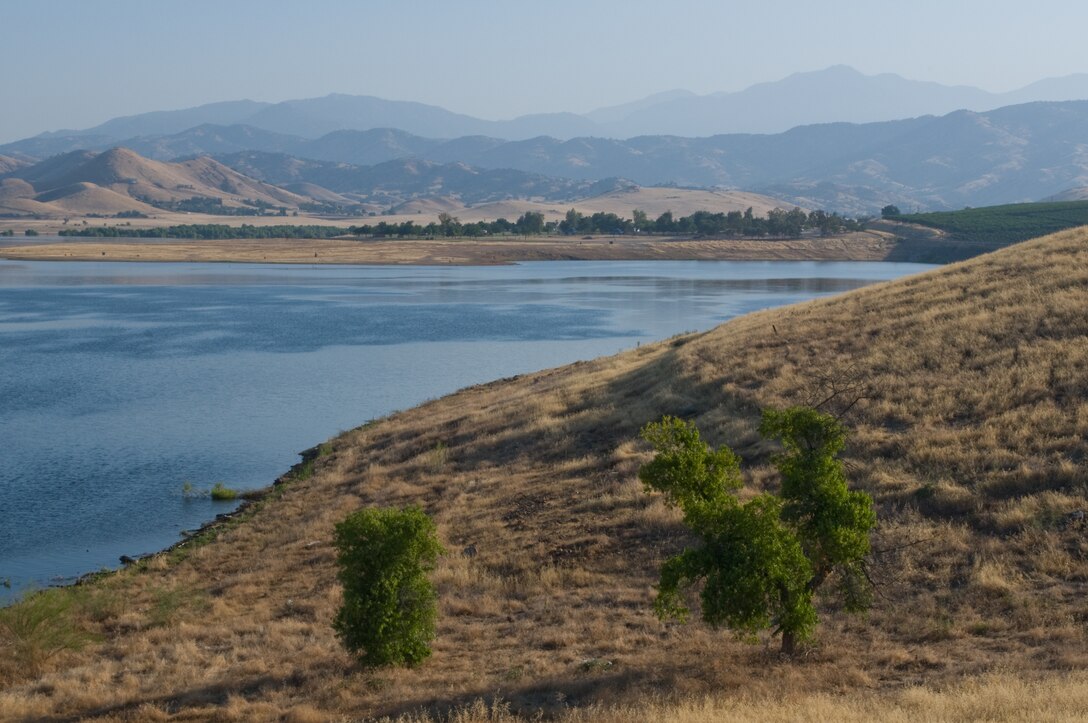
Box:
[3,0,1087,142]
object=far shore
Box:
[0,229,992,265]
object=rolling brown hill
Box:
[0,178,57,216]
[0,147,312,217]
[34,182,160,215]
[0,154,30,175]
[42,147,310,207]
[1,230,1086,720]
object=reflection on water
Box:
[0,259,936,602]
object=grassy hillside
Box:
[894,200,1088,244]
[1,229,1086,720]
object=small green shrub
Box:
[210,482,238,501]
[333,506,444,667]
[181,481,239,500]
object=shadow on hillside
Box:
[875,221,1004,263]
[439,337,769,474]
[372,665,686,720]
[38,673,304,723]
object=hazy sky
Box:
[3,0,1087,143]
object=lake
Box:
[0,258,936,602]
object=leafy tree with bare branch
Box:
[640,407,875,654]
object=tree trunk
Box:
[780,630,797,656]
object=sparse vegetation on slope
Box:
[1,229,1086,720]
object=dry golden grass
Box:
[454,187,789,223]
[1,227,1086,720]
[387,673,1088,722]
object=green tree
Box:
[881,205,901,218]
[333,506,445,667]
[639,408,875,654]
[759,408,876,620]
[654,210,675,233]
[437,212,462,237]
[559,208,584,235]
[515,211,545,235]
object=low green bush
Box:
[333,506,444,667]
[210,482,238,501]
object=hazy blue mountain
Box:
[2,133,119,159]
[297,128,442,166]
[599,66,999,137]
[424,135,508,163]
[41,100,271,141]
[202,101,1088,214]
[12,66,1088,153]
[123,124,302,160]
[239,95,600,140]
[491,112,598,140]
[1003,73,1088,104]
[585,89,698,124]
[454,103,1088,213]
[754,102,1088,213]
[213,151,627,204]
[239,94,481,138]
[7,78,1088,215]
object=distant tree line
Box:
[58,224,349,239]
[52,206,867,241]
[349,208,863,239]
[349,211,546,238]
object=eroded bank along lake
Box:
[0,259,936,601]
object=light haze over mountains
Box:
[5,67,1088,215]
[17,66,1088,144]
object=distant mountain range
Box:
[10,101,1087,216]
[4,66,1088,215]
[15,66,1088,146]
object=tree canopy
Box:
[333,506,444,668]
[640,407,875,654]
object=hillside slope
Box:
[1,148,312,216]
[1,230,1086,720]
[43,148,309,207]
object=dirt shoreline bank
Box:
[0,230,955,265]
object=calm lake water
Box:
[0,258,936,602]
